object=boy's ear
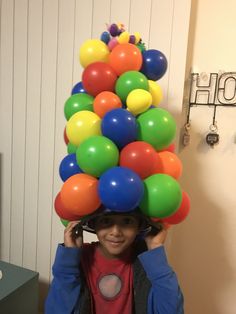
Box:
[138,219,151,232]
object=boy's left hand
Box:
[144,222,168,250]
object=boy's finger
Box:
[64,221,81,233]
[72,223,83,238]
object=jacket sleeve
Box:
[45,244,82,314]
[138,246,184,314]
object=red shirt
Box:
[81,242,134,314]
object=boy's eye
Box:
[98,217,112,226]
[95,215,139,229]
[122,217,137,226]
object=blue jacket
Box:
[45,243,184,314]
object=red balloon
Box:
[150,217,160,222]
[151,151,183,179]
[108,43,142,76]
[157,143,175,153]
[150,217,171,229]
[54,192,81,220]
[119,141,157,179]
[82,62,118,97]
[162,222,171,229]
[163,191,190,224]
[64,127,69,145]
[93,91,122,118]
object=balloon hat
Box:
[56,22,190,232]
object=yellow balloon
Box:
[79,39,110,68]
[126,89,152,115]
[134,32,141,44]
[66,111,101,146]
[148,80,163,106]
[117,31,130,44]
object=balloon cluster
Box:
[56,23,190,229]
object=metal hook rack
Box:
[183,71,236,147]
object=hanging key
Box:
[182,123,191,146]
[206,124,219,148]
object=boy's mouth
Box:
[107,240,124,247]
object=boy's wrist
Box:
[146,243,163,250]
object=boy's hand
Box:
[64,221,83,248]
[144,222,168,250]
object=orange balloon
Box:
[108,43,142,76]
[60,173,101,216]
[93,91,122,118]
[63,127,69,145]
[152,151,183,179]
[54,192,81,221]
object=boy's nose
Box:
[110,224,122,236]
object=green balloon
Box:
[67,142,77,154]
[136,42,146,53]
[76,136,119,177]
[64,93,94,120]
[137,108,176,150]
[139,174,182,219]
[60,218,69,227]
[115,71,149,103]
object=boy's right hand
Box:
[64,221,83,248]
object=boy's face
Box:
[94,214,140,259]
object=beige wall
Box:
[168,1,236,314]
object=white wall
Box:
[168,1,236,314]
[0,0,191,311]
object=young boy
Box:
[45,209,184,314]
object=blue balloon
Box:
[100,31,110,44]
[59,154,83,181]
[71,81,87,95]
[101,108,137,149]
[98,166,144,211]
[141,49,168,81]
